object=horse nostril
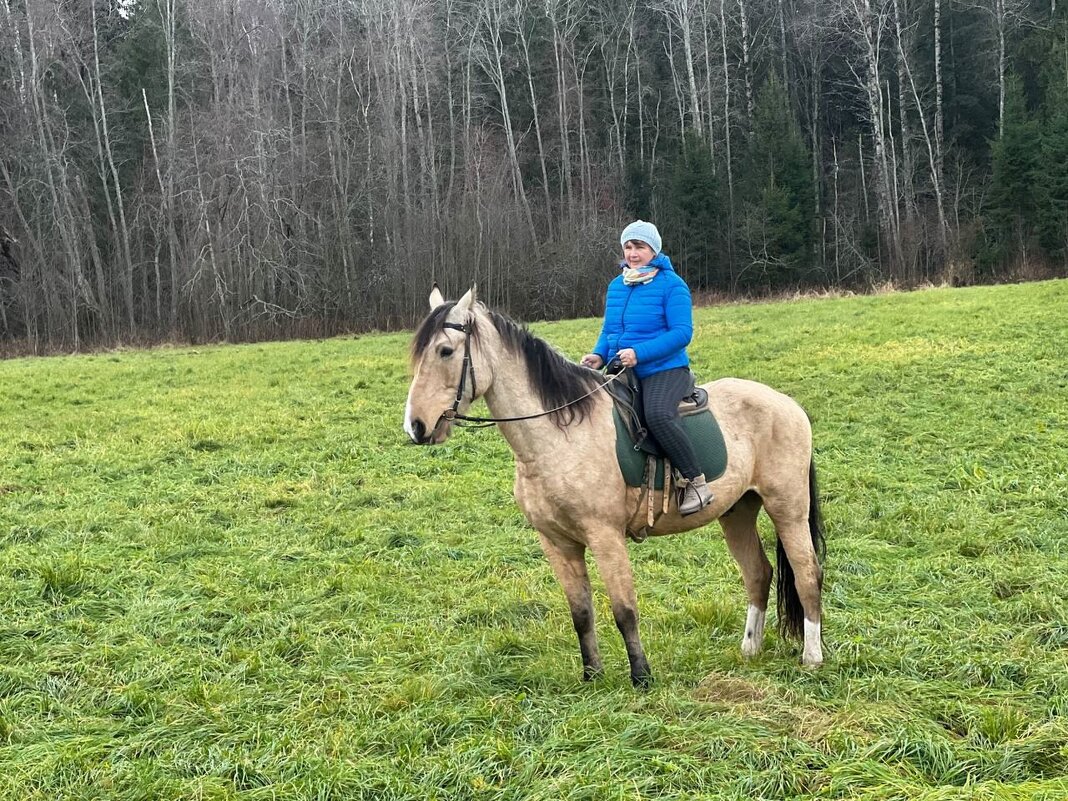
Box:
[411,418,427,443]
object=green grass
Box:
[1,280,1066,800]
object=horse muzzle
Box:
[405,416,452,445]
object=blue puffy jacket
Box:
[592,253,693,378]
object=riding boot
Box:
[679,473,713,515]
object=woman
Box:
[582,220,712,515]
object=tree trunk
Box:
[575,45,594,216]
[737,0,754,133]
[633,9,646,166]
[191,120,229,339]
[665,19,688,138]
[443,0,459,211]
[75,57,119,333]
[2,0,28,111]
[143,89,168,326]
[885,79,901,228]
[679,0,704,135]
[857,0,901,269]
[997,0,1006,135]
[893,0,917,226]
[934,0,944,184]
[901,35,951,255]
[25,4,80,343]
[601,34,626,174]
[810,52,821,251]
[720,0,736,283]
[548,8,574,219]
[779,0,789,88]
[702,19,716,160]
[478,0,537,242]
[159,0,181,330]
[91,2,136,331]
[833,137,841,281]
[395,11,411,222]
[859,132,870,222]
[720,0,734,210]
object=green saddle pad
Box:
[613,408,728,490]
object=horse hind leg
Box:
[763,501,824,668]
[718,491,773,658]
[537,533,603,681]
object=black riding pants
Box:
[641,367,701,479]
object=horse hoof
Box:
[582,666,604,682]
[631,672,654,690]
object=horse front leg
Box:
[537,532,602,681]
[588,532,652,688]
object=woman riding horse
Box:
[405,286,825,687]
[582,220,712,516]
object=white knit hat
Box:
[619,220,662,255]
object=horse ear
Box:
[429,283,445,310]
[454,285,477,314]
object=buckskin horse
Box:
[404,286,825,686]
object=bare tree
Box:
[933,0,944,182]
[0,0,1057,348]
[653,0,706,136]
[958,0,1032,135]
[893,0,918,230]
[737,0,754,131]
[719,0,735,209]
[471,0,538,241]
[518,0,555,228]
[544,0,579,218]
[839,0,903,271]
[895,1,950,255]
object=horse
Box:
[404,285,825,687]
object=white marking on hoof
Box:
[802,618,823,667]
[741,604,766,658]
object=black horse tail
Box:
[776,457,826,640]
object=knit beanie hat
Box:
[619,220,662,255]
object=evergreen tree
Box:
[983,76,1041,274]
[663,132,722,289]
[624,160,653,221]
[942,3,1000,163]
[1037,84,1068,266]
[736,76,816,288]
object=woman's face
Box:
[622,240,656,267]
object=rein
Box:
[436,319,622,429]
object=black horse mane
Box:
[411,301,601,427]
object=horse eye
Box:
[439,346,454,358]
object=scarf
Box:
[622,265,659,285]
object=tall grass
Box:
[1,280,1066,799]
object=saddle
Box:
[604,366,709,456]
[605,365,728,542]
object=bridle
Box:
[439,320,480,425]
[432,317,622,431]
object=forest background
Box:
[1,0,1067,351]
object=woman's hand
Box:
[581,353,604,369]
[617,348,638,368]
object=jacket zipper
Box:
[616,284,635,355]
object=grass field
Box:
[1,279,1066,800]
